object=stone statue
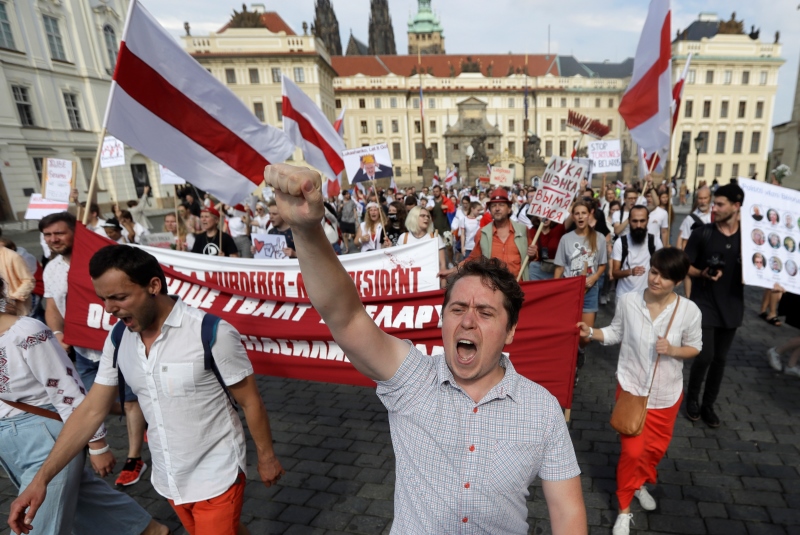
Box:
[775,31,780,44]
[671,139,690,181]
[229,4,263,28]
[524,134,544,165]
[469,136,489,164]
[302,22,308,35]
[621,140,631,161]
[184,22,191,36]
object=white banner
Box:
[527,156,588,225]
[489,166,514,187]
[43,158,74,203]
[159,165,187,185]
[136,239,442,299]
[739,178,800,294]
[588,140,622,173]
[100,136,125,168]
[24,194,69,220]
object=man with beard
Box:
[11,245,284,534]
[190,206,239,257]
[611,205,663,298]
[39,212,149,487]
[684,183,745,428]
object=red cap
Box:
[201,206,220,218]
[485,188,511,204]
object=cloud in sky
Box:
[146,0,799,124]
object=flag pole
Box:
[83,128,107,225]
[517,220,545,282]
[173,185,182,250]
[418,49,426,187]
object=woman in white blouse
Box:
[399,205,447,286]
[0,279,165,534]
[577,248,702,535]
[355,202,387,252]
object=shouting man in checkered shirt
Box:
[264,164,587,534]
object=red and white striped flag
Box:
[333,108,345,137]
[618,0,671,162]
[325,108,346,198]
[432,171,440,187]
[445,167,457,188]
[104,0,294,205]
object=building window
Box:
[560,98,566,107]
[429,120,436,133]
[508,141,515,154]
[720,101,728,118]
[748,163,756,176]
[546,97,552,107]
[714,163,722,178]
[395,166,402,177]
[733,131,743,153]
[684,100,693,118]
[417,166,423,176]
[508,119,515,132]
[487,143,494,150]
[731,163,739,177]
[392,142,401,160]
[453,143,459,151]
[698,131,709,153]
[760,71,767,85]
[249,68,259,84]
[697,163,705,177]
[724,70,732,84]
[103,25,118,70]
[358,98,366,109]
[559,140,566,157]
[545,140,553,157]
[702,101,711,118]
[415,142,424,159]
[414,121,421,134]
[63,93,82,130]
[335,98,341,108]
[429,98,435,109]
[253,102,264,121]
[716,131,726,154]
[12,86,34,126]
[681,131,691,145]
[705,70,714,84]
[546,118,552,132]
[595,98,601,108]
[271,68,281,83]
[608,98,614,108]
[293,67,304,83]
[32,157,43,182]
[412,98,419,109]
[375,119,383,134]
[738,101,746,118]
[374,97,381,109]
[574,98,580,108]
[275,102,282,121]
[390,97,397,108]
[687,70,696,84]
[742,71,750,85]
[431,142,438,155]
[43,15,66,61]
[225,68,236,84]
[755,101,764,119]
[0,2,16,50]
[130,163,151,197]
[560,119,566,132]
[391,119,399,133]
[360,120,368,134]
[607,119,613,130]
[750,131,761,154]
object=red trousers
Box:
[168,472,246,535]
[615,384,682,510]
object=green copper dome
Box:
[408,0,444,34]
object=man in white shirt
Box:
[83,202,107,236]
[646,200,670,248]
[677,186,712,250]
[611,206,663,298]
[225,205,252,258]
[118,209,149,244]
[12,245,285,535]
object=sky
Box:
[147,0,800,126]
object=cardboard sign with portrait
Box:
[342,143,393,184]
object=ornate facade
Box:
[313,0,342,56]
[367,0,396,56]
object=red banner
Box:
[65,225,584,408]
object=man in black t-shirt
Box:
[267,200,296,258]
[191,206,239,257]
[684,183,745,429]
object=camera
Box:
[707,254,726,278]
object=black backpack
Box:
[620,234,656,268]
[688,213,704,230]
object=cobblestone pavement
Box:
[1,223,799,534]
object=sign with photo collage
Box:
[739,178,800,294]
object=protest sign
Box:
[159,165,187,185]
[42,158,75,203]
[574,157,594,187]
[252,233,287,259]
[527,156,588,224]
[24,194,69,220]
[64,224,584,408]
[139,232,175,249]
[588,139,622,173]
[739,178,800,294]
[342,143,393,184]
[100,136,125,168]
[489,166,514,187]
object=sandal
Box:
[765,316,782,326]
[758,311,768,320]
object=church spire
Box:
[313,0,342,56]
[368,0,397,55]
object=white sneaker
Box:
[613,513,634,535]
[634,486,657,510]
[767,347,783,371]
[785,365,800,378]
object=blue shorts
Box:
[529,261,555,281]
[76,351,137,402]
[583,282,600,313]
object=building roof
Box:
[674,19,719,42]
[217,12,296,35]
[408,0,444,34]
[345,34,369,56]
[332,54,558,78]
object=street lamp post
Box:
[465,145,474,187]
[692,133,704,206]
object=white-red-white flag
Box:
[333,108,345,137]
[432,171,440,187]
[323,108,346,199]
[104,0,293,205]
[445,167,457,188]
[389,176,397,192]
[618,0,671,160]
[282,75,345,183]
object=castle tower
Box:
[313,0,342,56]
[408,0,445,55]
[368,0,397,55]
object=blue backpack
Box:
[110,313,237,411]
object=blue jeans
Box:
[76,351,136,402]
[583,282,600,313]
[529,261,556,281]
[0,410,151,535]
